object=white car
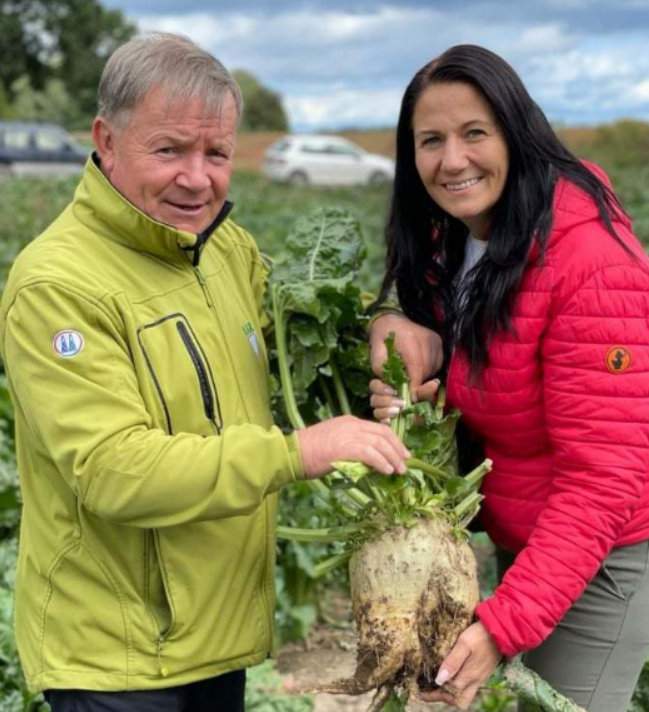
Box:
[262,134,395,186]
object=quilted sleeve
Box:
[476,258,649,657]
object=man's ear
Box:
[92,116,117,175]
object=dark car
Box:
[0,121,88,178]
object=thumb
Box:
[370,339,388,377]
[415,378,440,404]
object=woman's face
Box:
[412,81,509,240]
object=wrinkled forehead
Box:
[118,83,239,129]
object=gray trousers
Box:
[497,541,649,712]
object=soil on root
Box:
[276,623,511,711]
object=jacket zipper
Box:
[176,320,221,430]
[193,266,213,308]
[152,529,174,678]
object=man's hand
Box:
[296,416,410,479]
[419,622,502,710]
[369,313,443,397]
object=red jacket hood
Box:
[550,161,633,237]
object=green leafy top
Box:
[271,208,366,284]
[269,208,372,429]
[382,332,408,391]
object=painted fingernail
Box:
[435,668,450,686]
[384,386,397,396]
[387,406,401,416]
[393,399,406,407]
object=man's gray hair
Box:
[97,32,242,125]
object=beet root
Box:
[323,517,479,699]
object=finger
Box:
[356,444,395,475]
[372,406,401,422]
[418,690,456,705]
[369,430,410,472]
[369,379,396,396]
[369,393,404,409]
[372,422,411,459]
[455,682,481,711]
[435,642,471,687]
[415,378,440,403]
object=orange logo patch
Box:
[606,346,632,374]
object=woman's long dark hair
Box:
[379,44,625,372]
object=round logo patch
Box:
[605,346,632,374]
[53,330,84,358]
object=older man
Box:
[0,33,408,711]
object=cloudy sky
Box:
[103,0,649,131]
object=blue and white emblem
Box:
[53,330,85,358]
[242,320,260,357]
[248,331,260,357]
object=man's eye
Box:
[157,146,177,155]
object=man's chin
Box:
[156,209,215,235]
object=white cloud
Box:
[286,86,404,129]
[129,5,649,128]
[630,80,649,103]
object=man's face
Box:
[93,86,238,234]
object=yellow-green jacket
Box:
[0,158,304,692]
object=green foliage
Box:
[246,660,313,711]
[233,70,289,132]
[630,660,649,711]
[270,208,490,561]
[382,333,408,391]
[269,207,370,429]
[7,75,83,126]
[0,0,135,127]
[589,120,649,170]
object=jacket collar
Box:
[72,154,233,266]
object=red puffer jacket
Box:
[446,166,649,658]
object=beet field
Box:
[0,122,648,711]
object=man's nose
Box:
[440,136,468,173]
[175,154,211,191]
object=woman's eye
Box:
[466,129,486,139]
[422,136,441,147]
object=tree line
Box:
[0,0,288,131]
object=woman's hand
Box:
[369,377,440,423]
[369,313,443,396]
[419,621,502,710]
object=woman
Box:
[369,44,649,711]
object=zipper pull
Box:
[193,267,213,308]
[157,636,169,678]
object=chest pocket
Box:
[137,313,222,436]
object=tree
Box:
[232,70,289,132]
[0,0,135,127]
[8,75,81,126]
